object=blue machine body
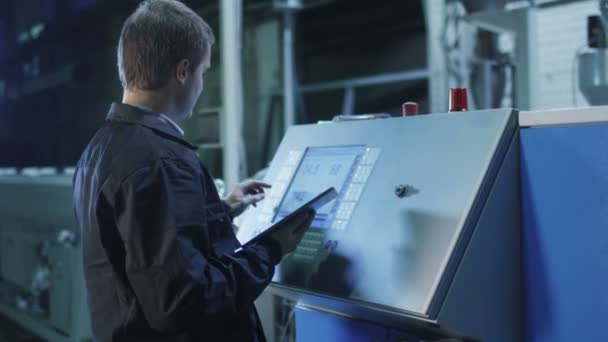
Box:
[295,307,388,342]
[521,123,608,342]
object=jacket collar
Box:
[106,102,197,150]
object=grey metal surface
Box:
[220,0,246,190]
[578,49,608,105]
[237,109,516,317]
[437,133,521,342]
[282,10,297,130]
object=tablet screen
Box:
[238,187,337,250]
[273,145,365,229]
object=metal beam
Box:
[423,0,449,113]
[220,0,245,189]
[298,69,429,93]
[283,11,297,130]
[341,87,355,115]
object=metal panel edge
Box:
[520,106,608,127]
[437,132,522,342]
[427,109,518,318]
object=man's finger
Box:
[302,212,315,227]
[294,217,313,235]
[287,211,313,233]
[243,180,272,189]
[286,211,310,228]
[293,225,309,240]
[243,193,265,205]
[306,209,316,218]
[254,181,272,188]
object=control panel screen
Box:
[273,146,365,228]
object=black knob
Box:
[395,184,409,198]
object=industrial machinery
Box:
[238,108,521,341]
[0,174,91,342]
[519,107,608,342]
[578,0,608,105]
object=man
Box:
[72,1,313,341]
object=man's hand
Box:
[224,180,271,218]
[268,209,315,256]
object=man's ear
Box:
[176,59,191,85]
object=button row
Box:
[285,150,303,166]
[277,166,295,182]
[331,219,348,231]
[268,181,288,198]
[336,201,356,220]
[305,231,324,241]
[344,183,364,201]
[360,147,381,165]
[292,254,315,263]
[352,165,373,184]
[300,239,322,249]
[295,246,318,257]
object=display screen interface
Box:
[273,145,365,228]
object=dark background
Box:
[0,0,427,169]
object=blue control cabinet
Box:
[521,124,608,342]
[295,306,388,342]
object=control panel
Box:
[237,109,517,320]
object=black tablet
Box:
[237,187,338,251]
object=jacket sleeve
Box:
[114,158,281,333]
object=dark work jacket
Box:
[73,102,281,342]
